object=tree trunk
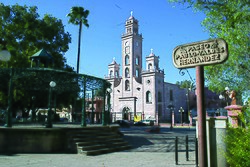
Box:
[76,21,82,74]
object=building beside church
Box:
[105,14,224,124]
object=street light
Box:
[179,107,184,126]
[91,89,95,124]
[0,50,11,62]
[106,87,112,125]
[219,87,230,106]
[168,104,175,130]
[31,96,36,122]
[46,81,56,128]
[0,41,11,62]
[186,88,191,124]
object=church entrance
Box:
[122,107,130,120]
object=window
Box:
[170,90,173,101]
[146,91,152,103]
[158,92,162,102]
[109,70,113,77]
[115,71,119,78]
[136,69,139,77]
[125,55,129,65]
[135,56,139,65]
[125,68,129,78]
[146,79,151,84]
[148,63,152,70]
[127,28,131,33]
[125,80,130,91]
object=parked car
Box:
[134,121,147,126]
[141,120,155,126]
[114,120,130,128]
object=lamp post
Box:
[46,81,56,128]
[91,89,95,124]
[106,87,112,125]
[4,68,13,127]
[0,41,12,127]
[186,88,191,124]
[179,107,184,126]
[168,104,175,130]
[31,96,36,122]
[219,87,230,106]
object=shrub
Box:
[224,100,250,167]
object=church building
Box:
[105,14,191,124]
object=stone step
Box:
[78,145,131,156]
[70,133,119,138]
[71,135,119,143]
[67,127,131,155]
[77,141,130,151]
[67,128,116,134]
[76,138,125,146]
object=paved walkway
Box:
[0,152,196,167]
[0,125,197,167]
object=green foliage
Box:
[167,0,250,99]
[176,79,195,90]
[225,127,250,167]
[0,3,76,114]
[0,3,72,70]
[67,6,89,73]
[224,99,250,167]
[67,6,89,27]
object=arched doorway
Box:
[122,107,130,120]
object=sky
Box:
[1,0,210,84]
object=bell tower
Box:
[121,12,143,93]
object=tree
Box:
[168,0,250,100]
[0,3,72,71]
[0,3,76,118]
[176,79,195,90]
[67,6,89,74]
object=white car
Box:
[141,120,155,126]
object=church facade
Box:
[105,14,191,124]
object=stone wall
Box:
[0,128,67,153]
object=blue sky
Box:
[2,0,210,84]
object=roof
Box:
[30,49,53,61]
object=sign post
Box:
[172,38,228,167]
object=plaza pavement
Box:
[0,125,197,167]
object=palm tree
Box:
[67,6,89,73]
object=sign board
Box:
[172,38,228,69]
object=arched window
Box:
[146,91,152,103]
[125,80,130,91]
[148,63,152,70]
[125,55,129,65]
[125,68,129,78]
[109,70,113,77]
